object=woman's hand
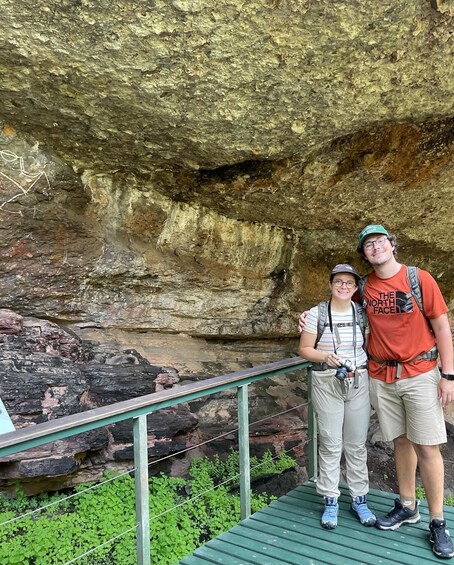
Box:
[325,353,341,368]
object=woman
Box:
[298,263,375,529]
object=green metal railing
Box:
[0,356,316,565]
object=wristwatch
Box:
[440,372,454,381]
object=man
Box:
[300,224,454,559]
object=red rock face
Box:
[0,309,23,335]
[0,311,309,496]
[0,313,199,495]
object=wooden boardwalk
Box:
[179,481,454,564]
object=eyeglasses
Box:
[332,279,356,288]
[363,236,388,251]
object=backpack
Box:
[357,265,426,320]
[315,300,368,349]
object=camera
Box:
[334,358,354,381]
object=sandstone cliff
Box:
[0,1,453,488]
[1,1,453,345]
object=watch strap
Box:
[441,372,454,381]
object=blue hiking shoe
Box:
[321,497,338,529]
[351,495,376,526]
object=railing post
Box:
[237,384,251,520]
[133,415,151,565]
[307,366,318,481]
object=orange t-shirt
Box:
[364,265,448,383]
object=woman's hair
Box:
[358,233,398,264]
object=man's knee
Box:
[393,434,411,448]
[413,443,442,461]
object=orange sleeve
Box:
[418,269,448,319]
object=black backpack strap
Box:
[357,275,368,308]
[315,300,329,348]
[406,265,424,315]
[354,302,368,351]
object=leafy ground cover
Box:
[0,449,295,565]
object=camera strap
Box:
[328,301,359,389]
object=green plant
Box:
[0,450,296,564]
[415,485,426,501]
[415,485,454,508]
[189,447,295,487]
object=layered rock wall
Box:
[1,1,453,337]
[0,310,306,494]
[0,0,453,492]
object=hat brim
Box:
[358,228,389,249]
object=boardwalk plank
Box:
[177,482,454,564]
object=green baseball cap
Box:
[357,224,389,249]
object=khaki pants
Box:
[312,369,371,499]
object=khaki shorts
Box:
[369,368,447,445]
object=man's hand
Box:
[298,310,309,333]
[439,378,454,407]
